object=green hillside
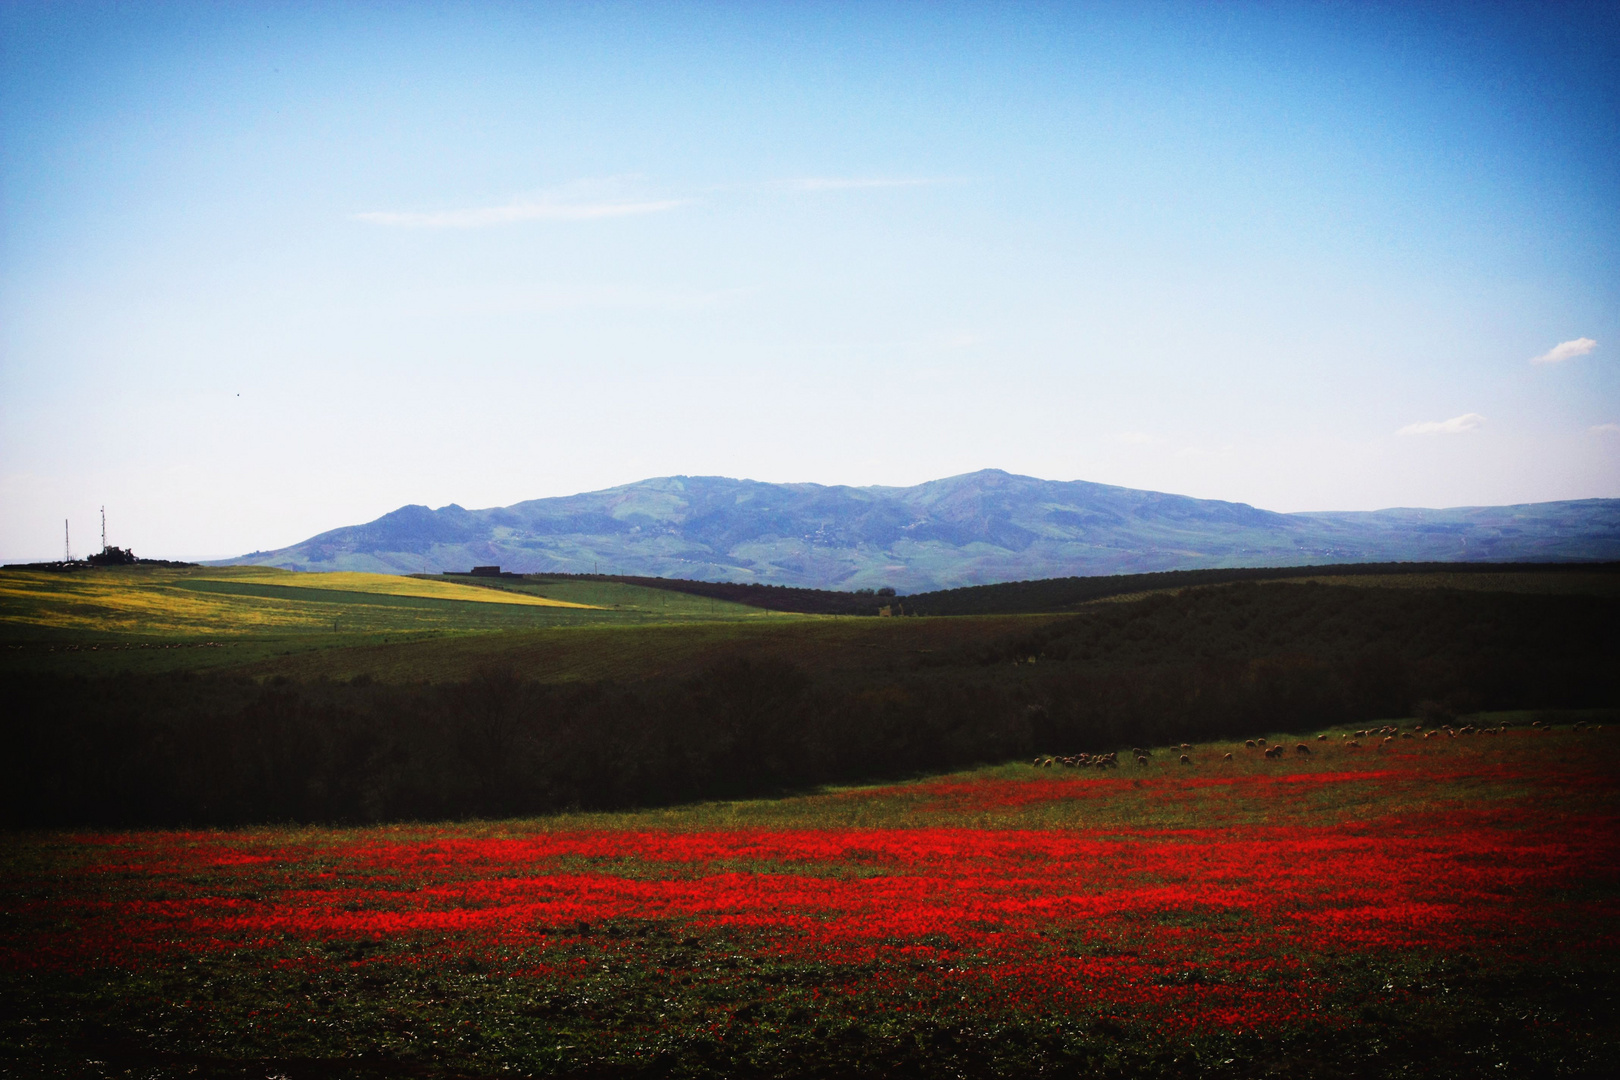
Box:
[225,611,1054,685]
[0,565,790,678]
[900,560,1620,615]
[7,578,1617,830]
[9,561,1620,684]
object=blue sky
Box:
[2,1,1616,561]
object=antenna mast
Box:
[64,519,71,562]
[101,506,106,553]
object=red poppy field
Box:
[3,718,1617,1079]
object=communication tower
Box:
[64,519,71,562]
[101,506,107,553]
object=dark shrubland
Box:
[5,582,1616,827]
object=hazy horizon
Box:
[4,3,1617,563]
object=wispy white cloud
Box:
[355,197,683,228]
[1531,337,1597,365]
[778,177,954,192]
[1590,423,1620,435]
[1398,413,1485,436]
[357,173,959,226]
[384,282,756,317]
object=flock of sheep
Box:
[1029,716,1596,770]
[1031,751,1125,770]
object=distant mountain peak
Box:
[214,471,1620,590]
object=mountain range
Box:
[219,470,1620,592]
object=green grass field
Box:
[10,564,1612,685]
[223,609,1056,684]
[0,565,803,678]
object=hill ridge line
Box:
[215,470,1620,591]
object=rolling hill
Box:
[216,470,1620,592]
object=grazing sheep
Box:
[1317,734,1327,741]
[1245,739,1256,748]
[1136,756,1149,766]
[1348,740,1361,748]
[1296,743,1310,755]
[1179,754,1190,764]
[1223,752,1233,760]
